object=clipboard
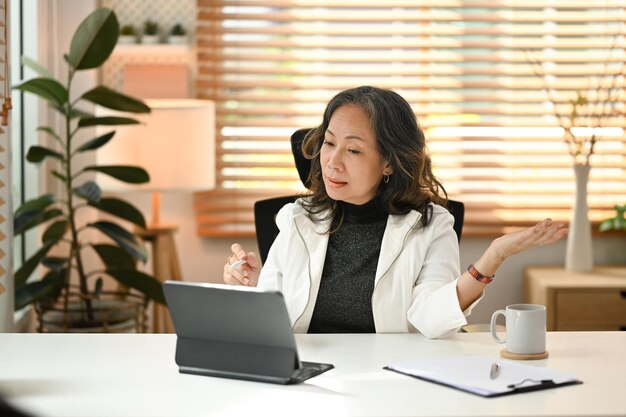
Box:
[384,355,582,398]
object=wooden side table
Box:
[136,223,182,333]
[524,266,626,331]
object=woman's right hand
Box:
[223,243,262,286]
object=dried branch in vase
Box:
[525,45,625,166]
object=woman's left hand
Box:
[490,218,568,261]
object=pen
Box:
[490,362,500,379]
[230,259,247,270]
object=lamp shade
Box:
[95,99,215,191]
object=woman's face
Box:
[320,105,392,205]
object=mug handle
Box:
[490,310,506,343]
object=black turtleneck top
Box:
[308,198,388,333]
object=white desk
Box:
[0,332,624,417]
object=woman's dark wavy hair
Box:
[300,86,447,232]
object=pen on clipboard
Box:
[490,362,500,379]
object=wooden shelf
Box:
[111,43,193,59]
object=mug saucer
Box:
[500,349,549,360]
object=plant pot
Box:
[118,35,137,44]
[167,35,188,45]
[141,35,160,44]
[565,163,594,272]
[36,291,147,333]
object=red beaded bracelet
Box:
[467,263,495,284]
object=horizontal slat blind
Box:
[195,0,626,237]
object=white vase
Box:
[565,164,594,272]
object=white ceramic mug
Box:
[490,304,546,354]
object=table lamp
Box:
[95,98,215,225]
[95,99,215,333]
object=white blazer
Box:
[257,199,482,339]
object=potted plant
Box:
[167,23,188,45]
[13,8,165,332]
[119,24,138,44]
[599,204,626,232]
[141,20,160,44]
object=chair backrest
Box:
[447,199,464,243]
[290,128,312,188]
[254,196,298,264]
[254,129,313,263]
[254,129,465,263]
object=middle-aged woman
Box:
[223,86,567,338]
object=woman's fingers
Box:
[492,218,568,260]
[231,243,247,261]
[224,243,250,285]
[223,259,248,285]
[530,219,568,248]
[244,251,261,270]
[540,221,568,245]
[223,243,262,286]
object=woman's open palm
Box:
[491,219,568,261]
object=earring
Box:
[384,174,390,184]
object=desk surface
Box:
[1,332,624,417]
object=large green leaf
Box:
[51,170,68,183]
[68,8,119,70]
[21,56,53,78]
[89,221,147,262]
[26,145,64,163]
[14,243,54,288]
[89,197,146,228]
[52,104,93,119]
[69,108,94,119]
[14,208,63,236]
[84,165,149,184]
[36,127,61,143]
[42,220,69,244]
[81,86,150,113]
[15,272,64,310]
[107,269,166,305]
[41,256,69,273]
[76,131,115,152]
[14,194,56,218]
[92,244,136,271]
[78,116,139,128]
[73,181,101,204]
[13,78,68,107]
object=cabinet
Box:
[524,266,626,331]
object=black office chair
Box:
[254,129,311,263]
[254,195,298,264]
[254,128,465,263]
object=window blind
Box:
[195,0,626,237]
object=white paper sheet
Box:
[386,355,579,397]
